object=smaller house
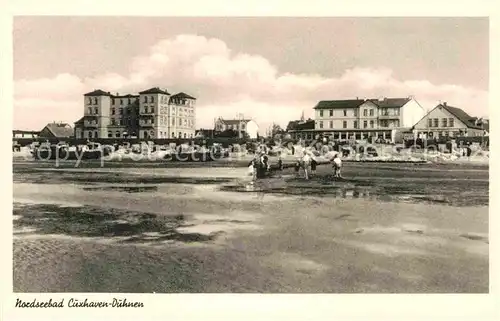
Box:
[13,130,39,139]
[286,118,316,140]
[412,102,486,139]
[195,129,216,139]
[73,117,84,139]
[214,117,259,139]
[39,122,74,138]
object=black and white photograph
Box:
[3,2,498,320]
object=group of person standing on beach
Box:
[248,151,271,181]
[249,148,342,181]
[293,149,342,180]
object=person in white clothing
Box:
[301,150,311,180]
[332,154,342,178]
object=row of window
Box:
[154,132,194,139]
[87,96,195,106]
[111,107,126,115]
[318,119,400,129]
[87,98,99,105]
[292,131,391,140]
[88,107,99,115]
[318,108,400,118]
[144,96,158,104]
[171,99,194,107]
[111,98,136,106]
[110,118,136,126]
[88,106,194,116]
[82,131,195,139]
[221,124,246,130]
[422,130,484,138]
[427,118,455,128]
[106,117,195,127]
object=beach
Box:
[13,160,489,293]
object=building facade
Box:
[75,88,196,139]
[286,119,316,140]
[412,103,486,139]
[214,118,259,139]
[313,97,425,142]
[13,130,39,139]
[39,122,74,138]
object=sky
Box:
[13,17,489,131]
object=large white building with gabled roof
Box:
[74,87,197,139]
[313,96,425,142]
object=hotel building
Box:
[74,87,196,139]
[312,97,425,142]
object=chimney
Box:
[443,101,447,106]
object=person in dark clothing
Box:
[248,154,260,181]
[466,146,472,157]
[260,153,269,178]
[310,156,317,174]
[250,152,269,179]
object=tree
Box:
[271,123,285,139]
[216,129,250,140]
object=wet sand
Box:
[12,161,488,293]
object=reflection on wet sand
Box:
[82,186,159,193]
[12,162,489,293]
[220,176,488,207]
[13,203,265,245]
[13,203,212,243]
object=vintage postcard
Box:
[2,1,499,320]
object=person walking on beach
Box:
[260,151,270,177]
[310,151,318,175]
[301,149,312,180]
[277,151,284,171]
[332,154,342,178]
[248,153,260,181]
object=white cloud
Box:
[14,34,489,131]
[15,73,84,100]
